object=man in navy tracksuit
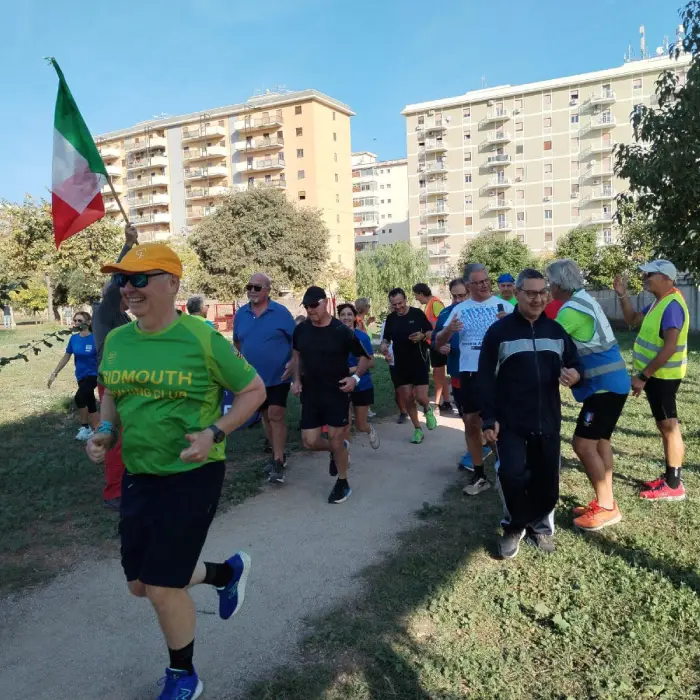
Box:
[478,269,584,560]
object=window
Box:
[544,209,553,220]
[517,233,525,243]
[633,78,642,90]
[336,194,340,203]
[603,228,612,244]
[334,153,338,162]
[337,214,340,223]
[332,111,336,121]
[296,127,303,137]
[418,115,425,125]
[381,199,385,204]
[570,89,579,103]
[516,144,523,154]
[544,93,552,106]
[517,211,525,222]
[388,228,392,233]
[297,148,304,158]
[335,173,339,183]
[379,169,384,174]
[515,121,523,132]
[544,186,553,197]
[464,174,472,183]
[381,229,385,234]
[298,191,306,201]
[572,206,580,217]
[545,231,553,242]
[571,113,579,124]
[297,170,305,179]
[515,98,523,110]
[465,195,472,204]
[380,184,385,189]
[544,163,553,174]
[295,105,302,115]
[464,152,472,162]
[516,189,525,200]
[338,255,342,263]
[387,184,391,189]
[333,132,337,142]
[463,106,471,118]
[387,198,392,203]
[465,216,473,226]
[571,160,579,172]
[463,130,471,141]
[381,215,386,219]
[544,140,552,151]
[571,137,579,151]
[337,235,341,243]
[388,213,392,219]
[544,117,552,129]
[516,167,525,181]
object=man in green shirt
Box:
[86,242,265,700]
[496,273,518,306]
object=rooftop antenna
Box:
[663,35,670,53]
[640,25,648,59]
[624,41,634,63]
[676,24,686,51]
[481,75,488,88]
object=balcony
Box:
[583,90,617,108]
[483,154,512,168]
[251,178,287,190]
[183,166,228,181]
[580,115,617,136]
[104,201,120,213]
[354,197,380,209]
[181,125,227,143]
[127,194,170,209]
[185,186,230,201]
[125,136,167,153]
[127,155,168,171]
[98,146,120,161]
[582,213,614,227]
[420,206,449,219]
[485,131,512,146]
[483,220,513,233]
[418,139,447,155]
[235,114,284,133]
[421,226,449,238]
[419,161,447,175]
[428,245,451,258]
[581,187,615,206]
[478,108,510,129]
[580,164,614,181]
[105,164,121,177]
[244,136,284,153]
[186,207,217,223]
[479,199,513,216]
[127,175,169,190]
[581,141,617,159]
[415,118,447,137]
[102,182,122,195]
[353,181,378,193]
[247,156,285,172]
[183,146,227,162]
[479,177,512,195]
[419,180,449,198]
[131,212,171,225]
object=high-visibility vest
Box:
[560,290,631,401]
[633,289,689,379]
[425,297,443,346]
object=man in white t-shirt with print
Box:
[437,263,512,495]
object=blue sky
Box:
[2,0,680,203]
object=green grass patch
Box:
[246,331,700,700]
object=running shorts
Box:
[574,392,628,441]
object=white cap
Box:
[639,259,677,281]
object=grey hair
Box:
[463,263,486,282]
[546,259,584,293]
[355,297,370,313]
[186,295,205,315]
[515,268,545,290]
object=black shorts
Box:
[261,382,290,410]
[644,377,682,422]
[351,387,375,407]
[119,461,225,588]
[574,392,628,441]
[459,371,481,415]
[429,347,448,369]
[300,391,350,430]
[391,360,430,389]
[75,375,98,412]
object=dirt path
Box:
[0,415,466,699]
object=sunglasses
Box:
[245,284,265,292]
[115,272,169,288]
[303,300,323,310]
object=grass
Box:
[0,324,399,594]
[244,331,700,700]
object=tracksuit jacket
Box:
[477,308,584,535]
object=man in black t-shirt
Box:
[380,288,438,444]
[292,286,370,504]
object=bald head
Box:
[246,272,272,306]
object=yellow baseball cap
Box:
[101,243,183,277]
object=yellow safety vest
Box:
[633,289,689,379]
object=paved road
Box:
[0,415,465,699]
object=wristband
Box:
[636,372,649,382]
[351,373,361,384]
[96,421,118,437]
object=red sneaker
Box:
[572,499,597,517]
[640,480,686,501]
[642,474,665,489]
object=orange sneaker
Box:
[574,501,622,531]
[572,499,597,517]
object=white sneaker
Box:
[75,427,94,441]
[368,409,377,418]
[368,424,380,450]
[463,476,492,496]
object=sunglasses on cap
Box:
[245,284,265,292]
[115,272,169,288]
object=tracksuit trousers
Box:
[495,427,561,536]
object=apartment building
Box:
[352,152,409,252]
[95,89,356,269]
[402,53,691,277]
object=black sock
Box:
[338,477,348,486]
[203,561,233,588]
[665,465,682,489]
[168,639,194,675]
[473,463,485,479]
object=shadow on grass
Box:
[244,481,502,700]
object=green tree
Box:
[319,262,357,301]
[11,276,49,319]
[169,237,214,299]
[456,232,533,280]
[356,242,429,318]
[554,226,598,281]
[189,188,330,299]
[614,1,700,277]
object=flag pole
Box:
[107,178,130,226]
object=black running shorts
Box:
[459,371,481,415]
[429,347,448,369]
[644,377,682,422]
[391,360,430,389]
[300,391,351,430]
[260,382,291,410]
[574,392,628,441]
[351,388,374,407]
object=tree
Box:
[356,242,430,317]
[189,188,330,299]
[614,1,700,277]
[554,226,598,281]
[319,262,356,301]
[169,237,214,299]
[456,232,533,280]
[11,276,49,319]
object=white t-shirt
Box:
[445,296,513,372]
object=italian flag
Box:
[50,59,108,248]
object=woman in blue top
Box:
[48,311,99,441]
[337,303,380,450]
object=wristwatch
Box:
[351,373,361,385]
[207,424,226,443]
[636,372,649,382]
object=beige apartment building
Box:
[402,53,691,277]
[95,90,356,269]
[352,152,409,252]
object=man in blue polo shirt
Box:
[234,272,296,484]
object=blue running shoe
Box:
[458,452,474,472]
[217,551,251,621]
[157,667,203,700]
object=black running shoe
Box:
[397,412,409,425]
[328,479,352,504]
[268,459,286,484]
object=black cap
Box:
[302,286,327,305]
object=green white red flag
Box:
[49,59,107,248]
